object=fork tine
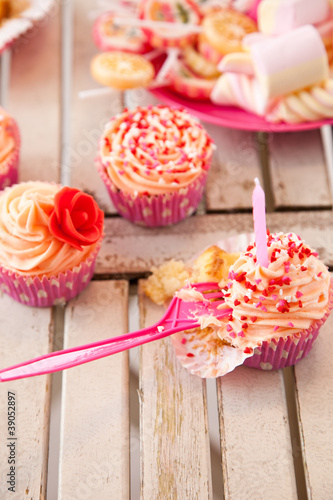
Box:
[191,282,220,291]
[202,291,224,300]
[183,282,224,301]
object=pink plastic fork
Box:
[0,282,231,382]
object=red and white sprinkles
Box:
[99,104,215,195]
[216,231,331,350]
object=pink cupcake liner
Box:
[243,330,320,371]
[97,159,209,227]
[244,282,333,370]
[0,237,103,307]
[0,117,20,191]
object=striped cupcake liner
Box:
[0,117,20,190]
[0,237,103,307]
[97,158,210,227]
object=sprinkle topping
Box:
[216,231,331,349]
[100,105,214,195]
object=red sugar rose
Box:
[49,187,104,251]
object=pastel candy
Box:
[249,25,329,104]
[258,0,331,35]
[218,52,255,75]
[267,79,333,123]
[211,73,267,115]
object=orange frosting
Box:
[0,182,100,278]
[99,105,214,195]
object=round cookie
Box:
[202,8,257,55]
[90,51,155,90]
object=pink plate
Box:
[149,51,333,132]
[150,86,333,132]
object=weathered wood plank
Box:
[217,367,298,500]
[58,281,129,500]
[294,275,333,499]
[69,0,123,213]
[268,131,331,209]
[204,125,262,211]
[139,282,212,499]
[0,295,53,499]
[320,125,333,202]
[7,3,61,183]
[96,211,333,274]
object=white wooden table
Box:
[0,2,333,499]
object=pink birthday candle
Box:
[252,177,269,267]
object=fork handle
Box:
[0,321,200,381]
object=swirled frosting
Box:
[0,112,16,172]
[0,182,99,278]
[99,105,214,195]
[268,79,333,123]
[215,232,331,349]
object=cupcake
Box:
[0,182,104,307]
[172,231,333,377]
[0,108,20,190]
[97,105,215,227]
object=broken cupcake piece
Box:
[143,245,240,306]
